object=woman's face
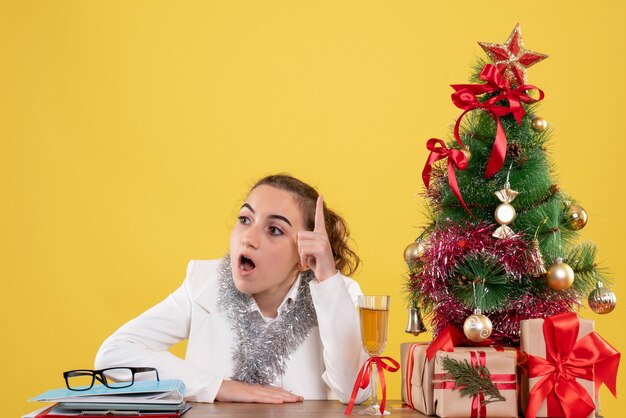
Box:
[229,185,307,297]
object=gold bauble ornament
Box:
[546,258,575,290]
[404,241,426,266]
[565,204,588,231]
[531,117,548,132]
[588,281,617,314]
[463,312,493,342]
[461,149,472,163]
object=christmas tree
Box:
[405,24,617,346]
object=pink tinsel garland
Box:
[409,221,577,345]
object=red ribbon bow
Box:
[344,356,400,415]
[525,312,620,418]
[422,138,471,215]
[451,63,544,178]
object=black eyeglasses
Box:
[63,367,160,391]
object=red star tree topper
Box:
[478,24,548,87]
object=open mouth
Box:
[239,254,257,272]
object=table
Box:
[184,400,427,417]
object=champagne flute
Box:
[358,295,390,415]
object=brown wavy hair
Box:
[252,174,361,276]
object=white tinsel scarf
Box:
[217,256,318,385]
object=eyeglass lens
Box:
[65,370,95,390]
[66,367,158,390]
[101,368,135,388]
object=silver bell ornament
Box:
[405,303,428,336]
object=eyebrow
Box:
[240,203,293,227]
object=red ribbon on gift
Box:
[451,63,544,178]
[426,324,496,361]
[345,356,400,415]
[404,343,424,410]
[422,138,471,215]
[433,351,516,418]
[471,351,487,418]
[525,312,621,418]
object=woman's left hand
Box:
[297,196,337,281]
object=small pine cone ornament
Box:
[506,143,523,160]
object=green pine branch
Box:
[440,356,506,405]
[565,242,610,291]
[450,253,517,311]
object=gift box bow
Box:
[524,312,620,418]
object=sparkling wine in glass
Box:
[358,295,390,415]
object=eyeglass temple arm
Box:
[133,367,160,381]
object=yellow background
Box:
[2,1,624,416]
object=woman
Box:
[95,174,369,404]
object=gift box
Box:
[520,312,620,418]
[401,341,519,416]
[400,342,434,415]
[433,349,518,418]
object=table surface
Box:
[184,400,427,417]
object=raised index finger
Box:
[314,195,327,234]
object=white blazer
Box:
[95,259,370,403]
